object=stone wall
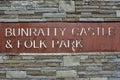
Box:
[0,0,120,22]
[0,53,120,80]
[0,0,120,80]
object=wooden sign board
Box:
[0,22,120,53]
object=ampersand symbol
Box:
[5,40,13,48]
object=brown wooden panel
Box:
[0,22,120,53]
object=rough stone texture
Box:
[0,53,118,79]
[116,10,120,17]
[91,78,108,80]
[0,0,120,80]
[56,70,77,78]
[6,71,26,78]
[0,0,120,22]
[109,78,120,80]
[63,56,80,66]
[59,0,75,12]
[0,56,4,63]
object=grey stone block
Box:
[35,8,58,12]
[0,56,3,63]
[117,54,120,57]
[59,0,75,12]
[0,7,11,10]
[0,19,18,22]
[102,74,113,77]
[0,71,6,73]
[43,13,66,18]
[22,56,34,59]
[18,19,46,22]
[83,63,102,66]
[76,78,89,80]
[104,0,120,1]
[105,55,117,59]
[0,7,26,10]
[0,15,18,19]
[37,59,62,63]
[79,18,104,21]
[78,71,87,75]
[65,78,89,80]
[80,56,88,59]
[97,10,115,14]
[116,10,120,17]
[6,71,26,78]
[11,1,33,7]
[99,71,115,75]
[81,12,92,15]
[32,0,44,7]
[89,55,105,59]
[90,78,108,80]
[109,78,120,80]
[56,70,77,78]
[27,75,55,79]
[63,56,80,66]
[81,6,99,8]
[109,59,120,62]
[86,66,102,71]
[5,10,34,14]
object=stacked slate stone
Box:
[0,53,120,80]
[0,0,120,80]
[0,0,120,22]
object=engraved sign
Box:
[0,22,120,53]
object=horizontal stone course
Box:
[0,53,119,79]
[0,0,119,21]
